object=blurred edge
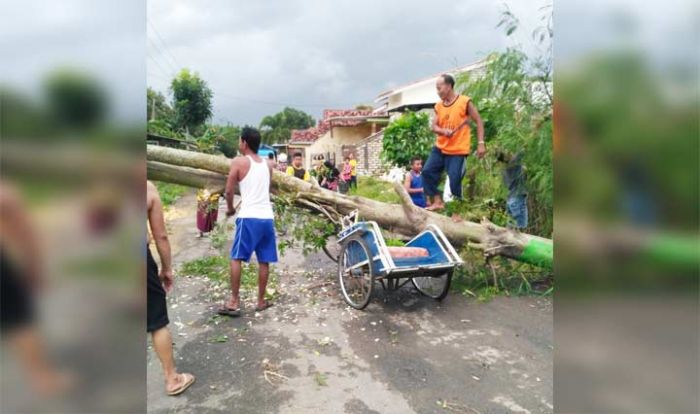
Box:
[554,0,699,413]
[1,1,146,412]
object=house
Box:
[287,109,389,172]
[373,58,490,119]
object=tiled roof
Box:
[290,109,381,144]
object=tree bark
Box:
[147,145,553,268]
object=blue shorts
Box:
[230,218,278,263]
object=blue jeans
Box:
[506,194,528,229]
[423,146,467,199]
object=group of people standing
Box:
[284,151,357,194]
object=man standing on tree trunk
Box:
[423,73,486,211]
[219,127,277,316]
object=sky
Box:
[2,1,694,126]
[146,0,549,125]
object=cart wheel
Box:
[321,233,340,263]
[322,236,341,263]
[337,236,375,310]
[411,270,453,301]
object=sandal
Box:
[166,373,195,396]
[217,307,241,317]
[255,301,274,312]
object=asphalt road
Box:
[147,192,552,414]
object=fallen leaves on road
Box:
[209,334,228,343]
[262,358,289,386]
[313,372,328,387]
[436,399,482,414]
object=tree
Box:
[43,68,107,129]
[147,144,553,268]
[197,124,241,157]
[380,111,434,168]
[259,107,315,144]
[147,87,173,122]
[170,69,213,134]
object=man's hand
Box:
[226,208,236,217]
[443,128,454,137]
[477,142,486,159]
[161,268,174,293]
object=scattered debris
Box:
[436,399,482,413]
[209,334,228,343]
[313,372,328,387]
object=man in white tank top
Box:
[219,127,277,316]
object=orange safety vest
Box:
[434,95,471,155]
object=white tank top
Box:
[237,155,274,219]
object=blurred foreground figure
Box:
[146,181,195,396]
[0,181,73,396]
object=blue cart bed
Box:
[336,220,463,309]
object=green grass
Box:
[154,181,187,207]
[349,176,400,204]
[179,255,278,296]
[450,247,552,301]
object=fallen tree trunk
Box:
[147,161,226,192]
[147,145,553,268]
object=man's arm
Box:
[431,110,451,137]
[467,101,486,158]
[0,184,43,289]
[147,182,172,289]
[404,174,421,194]
[225,158,239,216]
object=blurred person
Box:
[339,157,352,194]
[266,152,277,169]
[311,154,327,182]
[0,181,74,396]
[320,160,340,192]
[404,156,426,208]
[497,151,528,229]
[424,73,486,211]
[285,152,310,181]
[220,127,277,316]
[348,152,358,189]
[277,152,288,172]
[147,181,195,396]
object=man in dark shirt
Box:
[497,151,528,229]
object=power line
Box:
[147,18,182,70]
[148,37,178,74]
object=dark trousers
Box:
[423,146,467,199]
[349,176,357,189]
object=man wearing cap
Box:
[423,73,486,211]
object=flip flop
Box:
[255,301,274,312]
[217,307,241,317]
[425,204,444,211]
[167,373,195,396]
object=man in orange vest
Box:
[424,73,486,211]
